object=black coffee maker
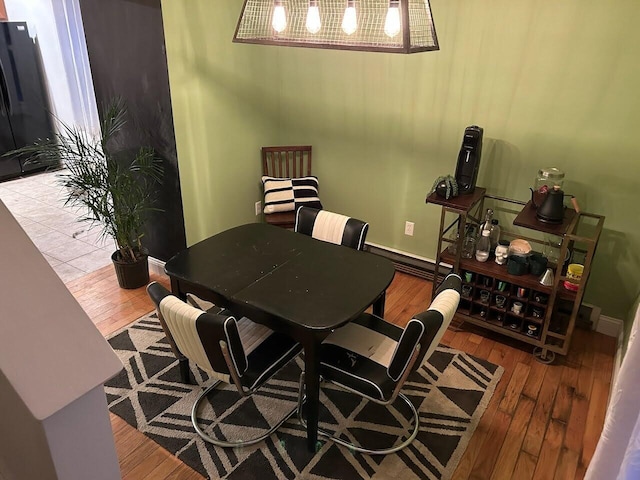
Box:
[454,125,483,194]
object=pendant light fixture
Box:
[384,0,401,38]
[306,0,322,34]
[271,0,287,33]
[341,0,358,36]
[233,0,439,54]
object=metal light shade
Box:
[233,0,439,54]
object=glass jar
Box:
[535,167,565,192]
[446,228,459,255]
[461,225,477,259]
[475,230,491,262]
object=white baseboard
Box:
[595,314,624,338]
[148,257,167,277]
[365,242,436,265]
[611,327,625,396]
[593,314,625,402]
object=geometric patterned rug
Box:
[105,312,503,480]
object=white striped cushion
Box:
[323,322,397,368]
[311,210,350,246]
[236,317,273,354]
[262,176,321,213]
[159,296,218,377]
[420,289,460,365]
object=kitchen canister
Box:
[507,255,528,275]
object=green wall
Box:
[162,0,640,320]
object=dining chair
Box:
[294,206,369,251]
[147,282,303,447]
[297,273,462,454]
[262,145,314,229]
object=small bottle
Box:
[480,208,494,234]
[489,219,500,250]
[475,230,491,262]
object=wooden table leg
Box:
[303,339,320,452]
[372,291,386,317]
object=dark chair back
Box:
[262,145,312,178]
[295,206,369,251]
[261,145,313,229]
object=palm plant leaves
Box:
[6,98,163,263]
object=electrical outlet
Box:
[255,201,262,216]
[404,221,415,236]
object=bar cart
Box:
[426,188,604,363]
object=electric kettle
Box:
[536,186,576,223]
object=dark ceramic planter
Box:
[111,251,149,289]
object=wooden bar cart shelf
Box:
[427,189,604,363]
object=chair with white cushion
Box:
[294,206,369,251]
[147,282,303,447]
[297,273,462,454]
[262,145,316,229]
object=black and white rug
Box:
[105,313,503,480]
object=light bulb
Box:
[384,2,401,38]
[306,1,321,34]
[272,2,287,33]
[342,2,357,35]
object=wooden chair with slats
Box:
[261,145,313,229]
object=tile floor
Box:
[0,169,115,283]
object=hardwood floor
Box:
[70,267,615,479]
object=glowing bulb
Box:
[306,1,321,34]
[342,2,357,35]
[272,2,287,33]
[384,2,401,38]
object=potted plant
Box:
[9,98,163,289]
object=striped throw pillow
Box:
[262,176,322,214]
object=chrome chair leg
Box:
[192,380,298,447]
[297,373,420,455]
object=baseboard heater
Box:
[365,244,448,282]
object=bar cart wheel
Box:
[533,346,556,364]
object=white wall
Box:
[5,0,99,134]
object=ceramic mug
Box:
[462,285,473,298]
[480,289,490,303]
[517,287,528,298]
[495,294,506,308]
[497,281,507,292]
[529,253,548,276]
[512,301,523,314]
[464,271,473,283]
[507,255,529,276]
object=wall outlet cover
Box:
[405,221,415,236]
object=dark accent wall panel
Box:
[78,0,186,261]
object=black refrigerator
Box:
[0,21,54,181]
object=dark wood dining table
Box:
[164,223,395,452]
